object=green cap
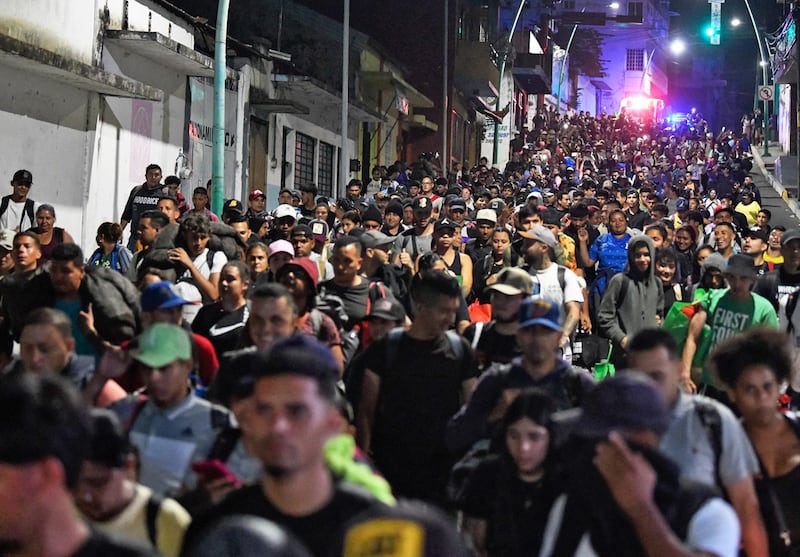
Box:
[130,323,192,368]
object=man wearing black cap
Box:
[741,228,770,276]
[395,197,434,268]
[0,373,159,556]
[121,164,170,251]
[360,230,410,312]
[1,169,37,232]
[538,374,739,557]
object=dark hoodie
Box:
[597,234,663,345]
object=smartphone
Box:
[191,459,242,487]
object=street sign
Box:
[758,86,774,101]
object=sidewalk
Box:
[751,140,800,222]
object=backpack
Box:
[447,364,586,505]
[0,196,34,231]
[145,492,163,547]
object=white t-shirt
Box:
[530,263,584,308]
[0,198,37,231]
[174,248,227,323]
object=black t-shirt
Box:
[182,482,381,557]
[361,331,477,503]
[191,301,249,357]
[73,530,158,557]
[460,456,556,557]
[462,321,520,372]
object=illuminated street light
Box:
[759,60,767,66]
[609,2,620,9]
[731,18,742,27]
[669,39,686,56]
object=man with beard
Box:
[462,267,533,372]
[520,225,583,355]
[395,197,435,269]
[446,296,594,455]
[183,336,382,557]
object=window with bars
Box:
[626,49,644,72]
[294,132,315,190]
[628,2,643,19]
[318,141,335,198]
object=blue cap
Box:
[140,281,192,312]
[518,296,561,331]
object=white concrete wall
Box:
[0,0,98,64]
[105,0,195,47]
[576,75,598,115]
[0,63,92,239]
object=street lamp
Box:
[608,2,620,10]
[669,38,686,56]
[731,18,742,27]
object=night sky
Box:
[174,0,789,131]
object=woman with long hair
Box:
[460,390,560,557]
[191,260,250,357]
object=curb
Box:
[751,146,800,220]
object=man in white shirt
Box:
[520,225,583,353]
[0,169,37,231]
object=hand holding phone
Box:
[191,459,241,488]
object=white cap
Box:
[273,204,297,220]
[475,209,497,223]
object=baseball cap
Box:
[129,323,192,368]
[517,225,557,248]
[12,169,32,185]
[277,257,320,287]
[781,228,800,246]
[742,228,768,243]
[411,197,433,215]
[0,229,14,251]
[517,296,561,331]
[487,267,534,296]
[291,224,313,239]
[223,199,244,215]
[268,239,295,258]
[274,204,298,221]
[249,189,266,200]
[361,231,396,250]
[675,198,688,212]
[475,209,497,224]
[488,198,506,213]
[448,198,467,211]
[725,254,757,278]
[433,218,457,233]
[141,281,194,311]
[366,297,405,322]
[309,219,329,242]
[570,374,670,438]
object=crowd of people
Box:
[2,106,800,557]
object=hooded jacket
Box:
[597,234,663,345]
